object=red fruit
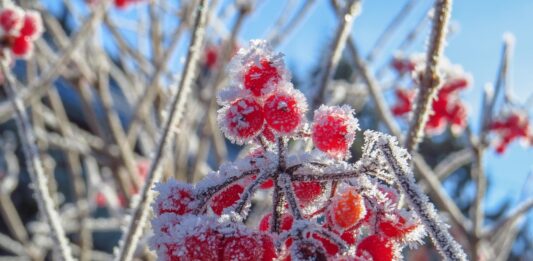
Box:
[391,88,415,116]
[210,183,244,215]
[155,183,195,216]
[391,57,416,74]
[115,0,138,8]
[19,11,42,39]
[329,189,366,230]
[11,35,32,57]
[220,97,265,142]
[0,7,23,35]
[260,234,277,261]
[312,233,340,256]
[244,59,280,97]
[378,215,420,240]
[95,192,107,207]
[293,181,323,206]
[264,89,306,134]
[222,234,262,261]
[204,44,218,69]
[356,235,396,261]
[312,105,359,158]
[258,213,294,232]
[261,126,276,142]
[181,230,222,261]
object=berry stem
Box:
[405,0,453,153]
[114,0,209,259]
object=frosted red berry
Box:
[244,59,280,97]
[11,35,32,57]
[0,6,23,35]
[328,189,366,230]
[219,97,265,142]
[312,105,359,158]
[210,183,244,215]
[293,181,323,206]
[19,11,42,39]
[356,235,396,261]
[155,183,196,216]
[264,89,307,134]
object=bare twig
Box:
[405,0,453,152]
[114,0,209,259]
[1,62,74,261]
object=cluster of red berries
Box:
[489,109,532,154]
[0,2,43,59]
[391,55,470,135]
[150,41,426,260]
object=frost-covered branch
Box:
[114,0,209,259]
[405,0,453,152]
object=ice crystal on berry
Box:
[150,40,466,261]
[0,2,43,59]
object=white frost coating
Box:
[365,130,467,261]
[228,39,291,93]
[312,105,360,159]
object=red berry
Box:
[244,59,280,97]
[11,35,32,58]
[155,182,195,216]
[391,88,415,116]
[312,233,340,256]
[19,11,42,39]
[258,213,294,232]
[181,230,222,261]
[0,6,23,35]
[222,234,262,261]
[329,189,366,230]
[261,126,276,142]
[312,105,359,158]
[219,97,265,142]
[204,44,218,69]
[264,88,307,134]
[259,234,277,261]
[293,181,323,206]
[356,235,396,261]
[210,183,244,215]
[391,56,416,74]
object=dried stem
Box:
[405,0,453,152]
[1,62,74,261]
[114,0,209,260]
[311,0,361,109]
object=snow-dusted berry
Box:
[0,5,23,35]
[293,181,323,206]
[244,59,281,96]
[328,188,366,230]
[210,183,244,215]
[264,87,307,134]
[222,233,276,261]
[11,35,32,58]
[312,105,359,158]
[154,181,196,216]
[218,97,265,143]
[356,235,396,261]
[18,11,43,40]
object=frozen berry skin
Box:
[356,235,396,261]
[244,59,281,97]
[0,6,23,35]
[264,88,307,134]
[293,181,323,206]
[18,11,43,40]
[218,97,265,143]
[311,105,359,158]
[10,35,32,58]
[154,181,196,216]
[210,183,244,215]
[329,189,366,230]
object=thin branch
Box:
[114,0,209,259]
[311,0,361,109]
[483,198,533,239]
[405,0,453,152]
[1,62,74,261]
